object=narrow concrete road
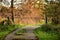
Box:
[4,26,40,40]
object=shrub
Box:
[0,24,15,32]
[34,24,60,40]
[40,24,52,32]
[40,24,60,33]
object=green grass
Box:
[15,29,25,35]
[0,31,9,40]
[34,29,58,40]
[0,24,22,40]
[34,24,60,40]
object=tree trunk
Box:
[52,17,59,24]
[7,17,10,25]
[11,0,14,23]
[45,13,48,24]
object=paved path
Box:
[4,28,22,40]
[4,26,40,40]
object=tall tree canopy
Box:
[44,0,60,24]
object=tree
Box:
[11,0,14,22]
[45,1,60,24]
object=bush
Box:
[40,24,60,33]
[0,24,15,32]
[0,25,8,31]
[34,24,60,40]
[40,24,52,32]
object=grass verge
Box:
[34,24,60,40]
[15,29,25,35]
